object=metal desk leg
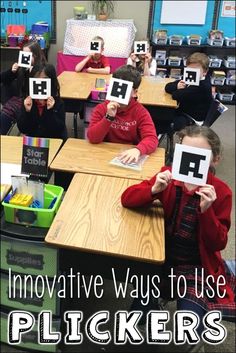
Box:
[73,113,78,138]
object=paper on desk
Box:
[1,163,29,185]
[110,155,149,171]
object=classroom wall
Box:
[48,1,150,65]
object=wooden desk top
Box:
[1,136,63,165]
[58,71,176,107]
[58,71,110,100]
[50,138,165,181]
[45,173,165,263]
[138,77,177,107]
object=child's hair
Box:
[23,40,46,66]
[177,125,222,160]
[92,36,105,49]
[186,52,209,72]
[112,65,141,90]
[33,63,60,97]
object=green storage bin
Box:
[0,311,60,352]
[2,184,64,228]
[1,272,60,315]
[1,234,59,277]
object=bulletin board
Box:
[160,1,207,25]
[148,0,235,39]
[0,0,56,42]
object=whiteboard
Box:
[160,0,207,25]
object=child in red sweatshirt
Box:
[87,65,159,164]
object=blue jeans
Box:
[177,299,206,336]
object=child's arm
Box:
[143,54,156,76]
[135,106,159,155]
[86,66,110,75]
[17,98,37,134]
[165,80,179,93]
[197,183,232,251]
[87,101,118,143]
[75,55,91,72]
[121,169,171,207]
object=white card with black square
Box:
[183,67,201,86]
[90,40,102,54]
[106,78,133,105]
[134,41,148,55]
[29,78,51,99]
[18,51,33,68]
[172,143,212,185]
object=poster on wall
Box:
[221,1,236,17]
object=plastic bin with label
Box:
[207,38,224,47]
[2,184,64,228]
[224,37,236,47]
[217,92,235,102]
[168,57,182,66]
[211,77,226,86]
[187,36,202,45]
[169,36,184,46]
[223,58,236,69]
[209,58,222,68]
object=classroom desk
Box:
[58,71,176,107]
[50,138,165,189]
[45,173,165,264]
[1,136,63,165]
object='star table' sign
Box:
[21,136,50,178]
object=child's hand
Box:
[130,53,137,62]
[47,96,55,110]
[24,96,33,112]
[195,184,217,213]
[12,63,19,72]
[144,52,152,63]
[177,80,186,89]
[107,101,119,117]
[118,148,141,164]
[151,170,172,195]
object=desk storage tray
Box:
[0,310,60,352]
[1,272,60,316]
[0,234,59,277]
[2,184,64,228]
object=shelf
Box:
[151,42,235,50]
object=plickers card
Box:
[29,78,51,99]
[90,40,102,53]
[172,143,212,185]
[134,41,148,54]
[18,51,32,68]
[106,78,133,105]
[183,67,201,86]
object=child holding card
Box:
[121,125,235,350]
[17,63,67,140]
[0,40,46,134]
[87,65,158,164]
[75,36,110,74]
[127,40,156,76]
[165,52,212,131]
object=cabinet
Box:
[0,217,60,352]
[151,43,236,105]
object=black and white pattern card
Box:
[172,144,211,185]
[18,51,33,68]
[106,78,133,105]
[29,78,51,99]
[134,41,148,55]
[183,67,201,86]
[89,40,102,53]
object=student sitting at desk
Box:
[127,40,157,76]
[75,36,110,75]
[87,65,159,164]
[0,40,46,135]
[121,125,235,351]
[165,52,212,131]
[17,63,67,140]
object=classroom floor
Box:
[1,105,235,353]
